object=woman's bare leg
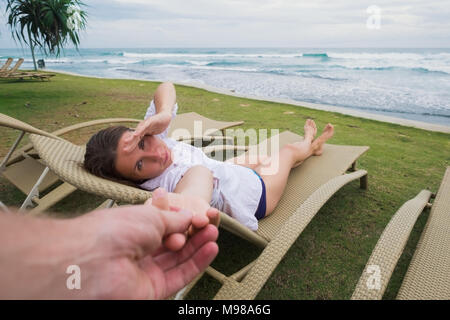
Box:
[311,123,334,156]
[227,119,318,170]
[255,121,334,216]
[225,153,270,170]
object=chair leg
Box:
[174,273,204,300]
[360,173,368,190]
[347,161,357,172]
[104,199,116,208]
[0,201,11,213]
[20,166,50,211]
[0,131,25,172]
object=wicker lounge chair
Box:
[2,58,23,73]
[6,71,56,81]
[1,112,243,213]
[352,167,450,300]
[12,72,56,81]
[0,58,24,77]
[0,58,13,73]
[29,127,369,299]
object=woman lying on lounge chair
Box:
[84,82,334,231]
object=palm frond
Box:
[5,0,88,58]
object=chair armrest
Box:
[176,135,234,143]
[351,189,433,300]
[50,118,141,136]
[177,135,235,148]
[202,145,249,155]
[219,212,269,248]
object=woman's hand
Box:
[123,112,172,153]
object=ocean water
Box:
[1,47,450,126]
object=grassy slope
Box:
[0,73,449,299]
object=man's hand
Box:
[86,205,219,299]
[0,201,219,300]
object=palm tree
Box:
[5,0,87,70]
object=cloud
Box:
[1,0,450,48]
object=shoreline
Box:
[47,69,450,134]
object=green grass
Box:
[1,73,449,299]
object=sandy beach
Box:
[48,69,450,134]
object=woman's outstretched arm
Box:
[149,166,219,230]
[174,165,214,204]
[153,82,176,116]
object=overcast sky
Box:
[1,0,449,48]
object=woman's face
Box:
[115,131,172,182]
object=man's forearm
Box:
[0,212,92,299]
[153,82,176,115]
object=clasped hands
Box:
[147,187,220,252]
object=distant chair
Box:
[1,58,24,75]
[0,58,14,73]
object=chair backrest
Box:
[0,58,13,73]
[8,58,24,73]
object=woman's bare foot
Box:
[304,119,317,142]
[312,123,334,156]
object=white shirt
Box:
[139,100,262,231]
